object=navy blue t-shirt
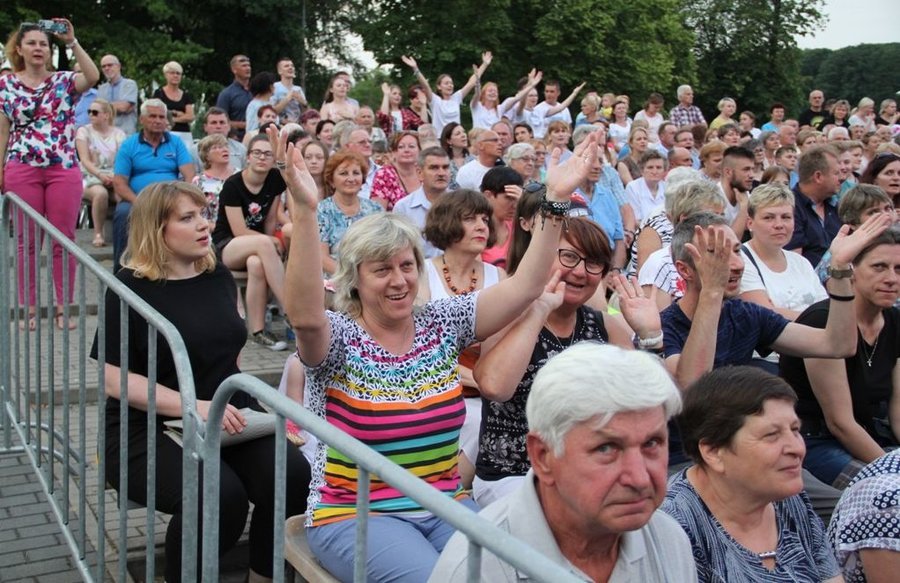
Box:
[662,298,790,464]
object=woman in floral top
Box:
[370,131,420,211]
[0,19,99,330]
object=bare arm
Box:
[459,52,492,99]
[179,162,196,183]
[320,242,337,276]
[379,83,392,115]
[617,161,634,186]
[103,364,246,434]
[113,174,138,203]
[401,56,434,103]
[740,289,801,320]
[475,275,563,402]
[805,357,885,463]
[172,103,195,124]
[75,136,104,178]
[275,125,332,365]
[545,82,586,117]
[474,133,601,339]
[666,226,730,389]
[859,549,900,583]
[891,363,900,443]
[54,20,99,93]
[773,214,894,358]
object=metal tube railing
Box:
[200,373,582,583]
[0,191,202,582]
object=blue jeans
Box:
[307,497,479,583]
[112,200,132,273]
[803,436,854,486]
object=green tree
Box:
[348,0,694,114]
[681,0,827,118]
[806,44,900,106]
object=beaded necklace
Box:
[441,256,478,295]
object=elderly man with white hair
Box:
[669,84,706,128]
[431,343,697,582]
[112,98,194,271]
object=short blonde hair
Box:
[331,214,424,317]
[122,182,216,281]
[748,183,795,217]
[197,134,229,169]
[163,61,183,74]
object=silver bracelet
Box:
[637,332,664,349]
[66,38,79,49]
[275,160,286,170]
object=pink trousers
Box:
[4,161,82,307]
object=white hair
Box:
[525,343,681,456]
[676,85,692,100]
[827,126,849,141]
[503,142,535,164]
[140,98,168,117]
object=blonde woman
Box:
[151,61,194,147]
[76,98,126,247]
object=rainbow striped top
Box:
[304,293,478,526]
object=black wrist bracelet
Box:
[828,292,855,302]
[541,194,571,217]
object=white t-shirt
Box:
[471,100,501,130]
[634,110,664,143]
[739,245,827,312]
[455,159,494,191]
[608,120,632,149]
[626,178,667,224]
[532,101,573,139]
[430,91,464,135]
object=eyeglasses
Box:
[248,150,274,160]
[515,156,537,163]
[557,249,606,275]
[88,109,103,116]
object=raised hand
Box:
[533,270,566,315]
[268,125,318,211]
[481,51,493,66]
[611,274,661,339]
[829,211,894,266]
[401,55,418,70]
[53,18,74,44]
[684,225,731,293]
[545,131,599,202]
[381,82,391,95]
[572,82,586,95]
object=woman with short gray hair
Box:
[152,60,194,148]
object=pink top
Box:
[481,220,513,269]
[370,164,409,211]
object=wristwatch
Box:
[826,264,853,279]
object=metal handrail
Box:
[200,373,583,583]
[0,191,202,582]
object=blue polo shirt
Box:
[786,185,841,267]
[114,131,191,195]
[576,180,624,250]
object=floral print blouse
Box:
[0,72,79,168]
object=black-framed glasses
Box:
[558,249,606,275]
[248,149,274,160]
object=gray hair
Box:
[503,142,535,164]
[827,127,849,141]
[333,121,360,149]
[331,214,425,317]
[140,98,168,117]
[676,85,693,100]
[572,124,600,147]
[417,146,448,167]
[664,177,724,221]
[526,343,681,456]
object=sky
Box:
[796,0,899,49]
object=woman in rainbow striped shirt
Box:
[274,123,600,582]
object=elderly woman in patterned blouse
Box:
[662,366,842,583]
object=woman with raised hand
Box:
[470,69,546,131]
[1,18,99,330]
[473,217,663,506]
[278,123,599,583]
[376,82,428,137]
[93,180,309,583]
[403,52,491,135]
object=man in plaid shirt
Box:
[669,85,707,128]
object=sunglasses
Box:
[88,109,103,116]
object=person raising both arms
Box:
[403,52,491,135]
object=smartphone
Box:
[37,20,68,35]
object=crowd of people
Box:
[3,17,900,583]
